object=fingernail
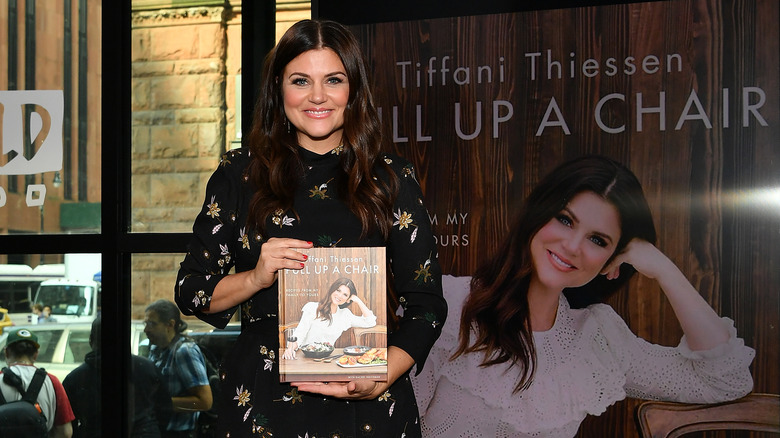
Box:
[307,241,313,245]
[300,263,305,268]
[303,255,308,260]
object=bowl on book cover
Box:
[299,342,335,358]
[343,345,371,356]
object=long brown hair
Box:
[316,277,357,324]
[454,155,657,392]
[245,19,397,238]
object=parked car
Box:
[0,321,240,382]
[188,323,240,366]
[0,321,147,382]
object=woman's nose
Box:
[562,234,583,254]
[309,83,325,103]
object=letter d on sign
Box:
[0,90,64,175]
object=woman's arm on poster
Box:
[601,238,730,351]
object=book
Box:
[278,246,388,382]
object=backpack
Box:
[0,367,49,438]
[173,338,221,438]
[195,344,221,438]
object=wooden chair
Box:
[635,393,780,438]
[279,321,298,350]
[353,324,387,347]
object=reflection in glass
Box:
[0,1,102,235]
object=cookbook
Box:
[278,246,388,382]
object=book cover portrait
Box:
[279,247,388,382]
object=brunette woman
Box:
[411,155,754,437]
[175,19,445,437]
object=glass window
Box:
[0,0,102,236]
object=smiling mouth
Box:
[305,109,332,116]
[548,250,576,270]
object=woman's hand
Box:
[290,346,414,400]
[248,238,313,290]
[601,238,674,280]
[208,238,312,313]
[349,295,374,317]
[601,238,730,350]
[291,379,388,400]
[282,342,299,360]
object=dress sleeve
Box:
[292,302,318,342]
[384,156,447,374]
[591,304,755,403]
[345,308,377,328]
[175,151,245,328]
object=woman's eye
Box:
[556,214,572,227]
[326,76,344,84]
[291,78,308,86]
[589,235,607,247]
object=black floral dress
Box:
[175,146,446,438]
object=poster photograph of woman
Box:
[313,0,779,435]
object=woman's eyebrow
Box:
[287,71,346,78]
[562,206,579,223]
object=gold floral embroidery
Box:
[272,209,295,228]
[414,256,433,284]
[394,209,419,243]
[234,385,251,407]
[206,195,221,218]
[309,178,333,200]
[239,227,250,250]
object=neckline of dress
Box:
[532,294,567,335]
[298,145,341,166]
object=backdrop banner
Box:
[347,0,778,435]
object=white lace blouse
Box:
[411,275,755,437]
[292,301,377,346]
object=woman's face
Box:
[282,48,349,154]
[330,285,352,306]
[529,191,621,295]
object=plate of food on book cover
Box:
[299,342,335,358]
[337,348,387,367]
[343,345,371,356]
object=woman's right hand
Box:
[282,341,299,360]
[248,238,313,290]
[208,238,312,313]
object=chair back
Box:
[635,393,780,438]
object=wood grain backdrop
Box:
[349,0,779,436]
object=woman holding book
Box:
[282,277,377,359]
[174,19,445,438]
[411,155,755,437]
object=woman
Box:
[283,277,377,359]
[175,19,445,437]
[144,300,212,438]
[411,155,755,437]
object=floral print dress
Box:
[175,147,446,438]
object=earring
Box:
[287,120,291,134]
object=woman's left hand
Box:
[291,380,388,400]
[601,238,731,350]
[601,238,673,280]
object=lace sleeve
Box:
[591,304,755,403]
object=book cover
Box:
[278,247,387,382]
